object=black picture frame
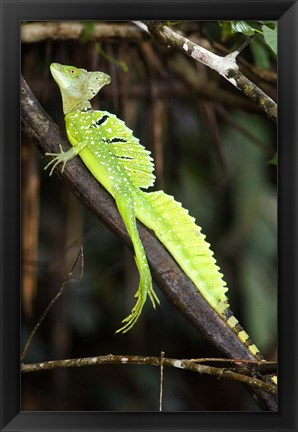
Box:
[1,1,297,431]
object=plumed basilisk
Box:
[45,63,276,384]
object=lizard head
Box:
[50,63,111,114]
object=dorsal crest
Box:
[92,111,156,189]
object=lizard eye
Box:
[69,69,76,75]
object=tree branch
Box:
[143,21,277,122]
[21,22,143,43]
[21,75,277,411]
[21,354,276,396]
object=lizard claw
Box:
[44,145,67,176]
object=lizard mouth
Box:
[50,63,71,89]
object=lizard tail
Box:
[137,190,276,381]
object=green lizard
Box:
[45,63,275,381]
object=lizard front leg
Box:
[114,188,160,333]
[44,141,88,175]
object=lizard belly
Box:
[77,146,116,197]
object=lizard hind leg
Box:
[114,189,160,333]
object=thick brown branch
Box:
[20,75,277,411]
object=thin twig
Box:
[21,246,84,362]
[202,34,277,85]
[159,351,165,411]
[143,21,277,122]
[21,354,277,395]
[235,35,256,57]
[132,20,150,34]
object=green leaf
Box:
[258,21,277,30]
[262,25,277,55]
[268,153,278,165]
[230,21,255,36]
[164,21,184,26]
[250,38,270,69]
[94,43,128,73]
[81,21,95,43]
[218,21,232,41]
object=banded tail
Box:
[136,190,264,362]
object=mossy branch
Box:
[21,355,277,396]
